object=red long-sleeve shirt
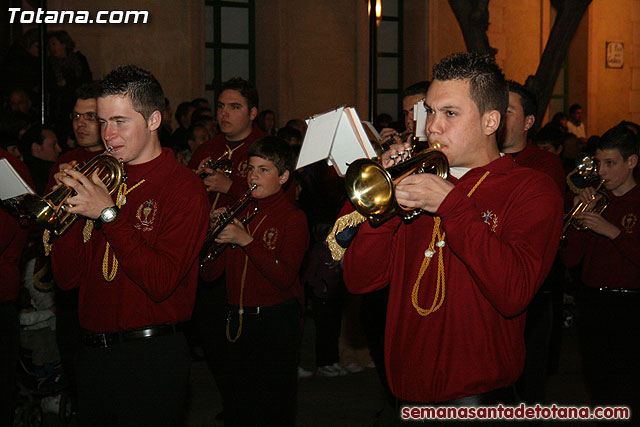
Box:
[0,149,34,302]
[510,142,566,194]
[188,126,268,210]
[51,149,209,332]
[201,190,309,306]
[343,155,563,403]
[562,184,640,288]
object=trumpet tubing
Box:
[200,185,258,266]
[561,178,609,239]
[345,146,449,226]
[17,153,124,236]
[199,150,234,179]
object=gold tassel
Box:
[325,210,367,261]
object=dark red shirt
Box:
[563,184,640,288]
[510,142,566,194]
[51,149,209,332]
[343,156,563,403]
[201,190,309,307]
[188,126,268,210]
[0,149,34,302]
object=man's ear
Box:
[627,153,638,170]
[31,142,41,155]
[279,169,290,185]
[524,114,535,132]
[249,107,258,122]
[147,110,162,132]
[482,110,501,135]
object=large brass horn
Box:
[200,184,259,266]
[16,153,125,236]
[345,146,449,226]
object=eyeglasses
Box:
[70,112,98,122]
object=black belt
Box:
[79,324,182,348]
[226,298,298,316]
[584,286,640,296]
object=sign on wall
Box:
[606,42,624,69]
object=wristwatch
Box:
[99,206,120,223]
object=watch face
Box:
[101,207,118,223]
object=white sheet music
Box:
[296,107,376,177]
[0,158,34,200]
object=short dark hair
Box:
[506,80,537,118]
[48,30,75,52]
[75,81,101,101]
[191,107,214,125]
[19,124,53,159]
[598,123,640,161]
[99,65,165,122]
[403,81,430,98]
[248,136,293,176]
[432,52,508,125]
[175,101,191,123]
[220,78,259,112]
[191,97,210,108]
[569,104,582,115]
[276,126,302,143]
[187,123,209,142]
[533,123,566,150]
[20,28,40,51]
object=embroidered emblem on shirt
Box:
[135,199,157,232]
[621,213,637,234]
[237,160,249,178]
[263,227,279,250]
[482,210,498,233]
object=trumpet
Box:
[4,152,125,236]
[198,148,234,179]
[562,178,609,239]
[561,155,609,239]
[345,143,449,226]
[200,184,258,266]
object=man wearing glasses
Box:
[44,81,105,406]
[46,82,104,191]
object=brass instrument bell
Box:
[15,153,125,236]
[345,144,449,226]
[561,155,609,239]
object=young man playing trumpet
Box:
[201,136,308,426]
[49,65,209,425]
[342,53,563,418]
[562,123,640,416]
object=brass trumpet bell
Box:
[345,148,449,226]
[561,155,609,239]
[18,153,124,236]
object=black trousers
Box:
[0,303,19,426]
[225,299,302,427]
[311,296,342,367]
[516,292,554,404]
[55,287,80,393]
[192,276,234,414]
[578,289,640,417]
[74,332,191,426]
